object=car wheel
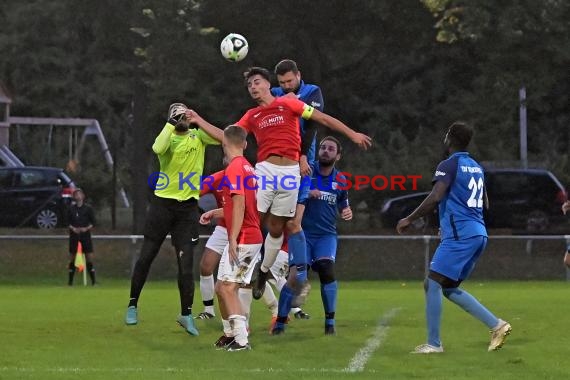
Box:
[36,209,59,229]
[526,210,549,233]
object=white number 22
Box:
[467,177,484,208]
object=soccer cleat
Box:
[251,261,267,300]
[225,341,252,351]
[324,325,336,335]
[214,335,235,350]
[269,316,278,333]
[125,306,138,325]
[177,315,199,336]
[411,344,444,354]
[271,326,285,335]
[291,282,311,308]
[196,311,216,320]
[488,319,512,351]
[269,316,290,333]
[294,310,311,319]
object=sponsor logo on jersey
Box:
[258,114,285,129]
[460,166,482,174]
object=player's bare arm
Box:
[396,181,449,234]
[299,122,317,176]
[562,200,570,215]
[199,208,223,225]
[185,109,224,142]
[309,109,372,150]
[299,155,311,176]
[340,207,353,221]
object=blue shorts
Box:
[305,235,337,267]
[430,235,487,281]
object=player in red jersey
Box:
[196,170,226,320]
[200,125,262,351]
[187,67,372,317]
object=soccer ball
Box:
[220,33,249,62]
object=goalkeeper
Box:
[124,103,222,336]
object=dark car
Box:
[0,166,77,229]
[380,168,568,233]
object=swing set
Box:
[6,116,129,208]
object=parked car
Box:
[380,168,568,233]
[0,166,77,229]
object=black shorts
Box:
[143,195,199,249]
[69,232,93,254]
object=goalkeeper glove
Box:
[167,103,188,125]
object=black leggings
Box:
[129,196,199,314]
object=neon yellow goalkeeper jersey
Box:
[152,123,220,201]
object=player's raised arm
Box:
[308,109,372,150]
[185,109,223,142]
[396,181,448,234]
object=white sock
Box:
[199,274,215,314]
[261,234,283,272]
[222,319,232,335]
[229,314,248,345]
[291,307,301,314]
[261,284,278,316]
[275,277,287,292]
[238,288,253,324]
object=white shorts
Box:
[255,161,300,217]
[269,250,289,280]
[217,243,262,284]
[205,225,228,255]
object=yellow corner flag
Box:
[74,242,86,272]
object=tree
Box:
[422,0,570,183]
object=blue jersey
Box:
[433,152,487,240]
[271,81,324,162]
[301,161,349,237]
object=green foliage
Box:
[421,0,570,184]
[0,0,568,231]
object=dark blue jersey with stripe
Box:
[433,152,487,240]
[272,81,324,162]
[301,161,349,237]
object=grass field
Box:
[1,280,568,380]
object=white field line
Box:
[344,307,401,373]
[1,309,400,375]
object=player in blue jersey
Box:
[271,136,353,335]
[271,59,323,174]
[252,60,325,310]
[397,122,512,353]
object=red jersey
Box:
[236,96,314,163]
[222,156,262,244]
[200,170,226,228]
